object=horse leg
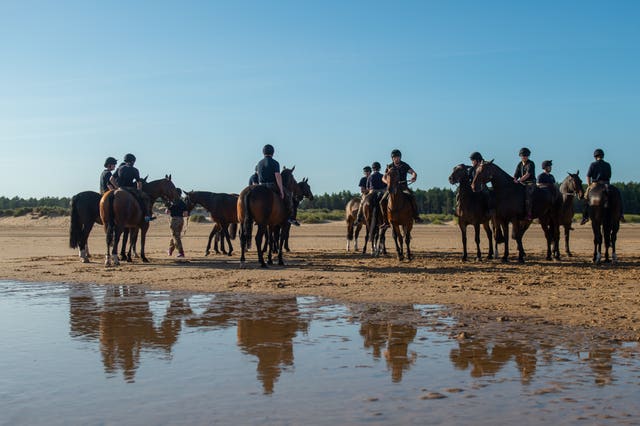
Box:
[206,228,216,256]
[127,228,138,262]
[592,221,602,264]
[611,222,619,264]
[501,222,510,263]
[354,223,362,252]
[277,228,285,266]
[553,222,561,260]
[543,222,553,261]
[140,224,149,263]
[564,225,572,257]
[119,229,128,261]
[224,225,234,256]
[405,226,412,261]
[483,221,494,260]
[255,225,267,268]
[473,223,482,261]
[392,225,404,261]
[112,228,122,266]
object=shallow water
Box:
[1,281,639,425]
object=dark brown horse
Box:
[472,160,559,263]
[238,168,311,267]
[184,191,238,256]
[100,176,178,265]
[385,167,414,261]
[69,175,178,262]
[558,172,584,257]
[449,164,494,261]
[345,197,363,251]
[586,183,622,264]
[360,190,387,256]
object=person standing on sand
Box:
[166,189,189,258]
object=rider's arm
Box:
[109,175,119,189]
[275,172,285,198]
[408,168,417,183]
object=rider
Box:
[380,149,423,230]
[513,147,536,220]
[109,153,155,222]
[354,161,386,225]
[100,157,118,194]
[580,148,624,224]
[537,160,556,187]
[255,144,299,226]
[249,166,259,186]
[359,166,372,195]
[468,152,485,192]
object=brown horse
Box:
[345,197,363,251]
[359,191,387,256]
[586,183,622,264]
[184,191,238,256]
[385,167,414,261]
[558,172,584,257]
[472,160,559,263]
[101,176,178,265]
[238,167,311,267]
[449,164,494,261]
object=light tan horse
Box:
[345,197,363,251]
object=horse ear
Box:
[487,159,494,164]
[291,165,295,172]
[576,170,580,176]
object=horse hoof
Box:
[261,263,268,268]
[501,258,509,263]
[461,256,468,262]
[205,251,210,256]
[603,258,611,264]
[518,258,525,264]
[82,258,90,264]
[278,261,285,266]
[487,255,494,260]
[227,252,233,257]
[142,257,150,263]
[546,256,552,261]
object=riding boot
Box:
[580,202,589,225]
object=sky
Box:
[1,0,639,198]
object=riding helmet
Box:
[371,161,381,171]
[124,153,136,164]
[391,149,402,158]
[593,148,604,158]
[469,152,483,162]
[363,166,372,173]
[104,156,117,168]
[519,147,531,157]
[541,160,552,168]
[263,144,275,155]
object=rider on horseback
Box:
[537,160,560,202]
[468,152,485,192]
[100,157,118,194]
[359,166,372,195]
[354,161,386,225]
[580,148,624,224]
[380,149,423,230]
[256,144,299,226]
[109,153,155,222]
[513,147,536,220]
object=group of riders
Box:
[467,147,624,224]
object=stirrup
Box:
[580,217,589,225]
[288,218,300,226]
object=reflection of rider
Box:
[255,144,299,226]
[380,149,423,230]
[581,149,624,224]
[513,147,536,220]
[109,153,155,222]
[100,157,118,194]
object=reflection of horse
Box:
[345,197,363,251]
[473,161,559,263]
[184,191,238,256]
[70,176,178,262]
[69,191,102,262]
[386,167,414,261]
[238,168,312,267]
[587,183,622,264]
[449,164,494,261]
[100,177,178,265]
[558,172,584,257]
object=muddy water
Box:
[1,281,639,425]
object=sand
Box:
[1,215,639,340]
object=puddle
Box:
[1,281,639,425]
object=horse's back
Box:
[238,185,284,225]
[100,189,142,227]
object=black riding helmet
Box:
[263,144,275,156]
[469,152,483,162]
[391,149,402,158]
[363,166,372,173]
[593,148,604,158]
[104,156,117,168]
[541,160,552,168]
[372,161,381,171]
[124,153,136,164]
[519,147,531,157]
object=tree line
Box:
[2,181,640,216]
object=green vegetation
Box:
[297,209,344,224]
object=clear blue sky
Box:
[1,0,638,198]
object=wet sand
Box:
[1,215,639,340]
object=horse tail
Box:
[242,190,253,249]
[69,194,82,249]
[229,222,238,240]
[106,191,116,248]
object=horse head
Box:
[448,164,469,185]
[297,177,314,201]
[183,191,196,212]
[471,160,494,190]
[281,167,303,199]
[564,171,584,199]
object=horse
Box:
[184,191,238,256]
[472,160,559,263]
[69,175,178,263]
[69,191,102,262]
[360,190,387,256]
[100,176,178,266]
[448,164,494,261]
[586,183,622,264]
[238,167,311,267]
[558,172,584,257]
[345,197,363,251]
[385,166,414,261]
